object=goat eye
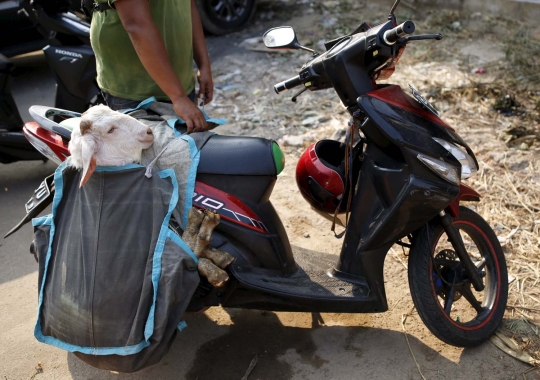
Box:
[108,127,115,134]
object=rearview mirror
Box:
[263,27,299,49]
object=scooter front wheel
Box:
[408,206,508,347]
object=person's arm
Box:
[114,0,207,133]
[191,0,213,104]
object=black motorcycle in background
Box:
[1,0,98,164]
[0,0,257,164]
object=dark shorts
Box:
[103,91,196,111]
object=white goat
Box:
[68,104,234,286]
[68,104,154,187]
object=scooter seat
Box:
[198,135,285,176]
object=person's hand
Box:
[172,96,208,133]
[197,65,213,105]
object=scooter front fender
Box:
[445,183,481,218]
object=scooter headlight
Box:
[417,154,460,185]
[433,138,478,179]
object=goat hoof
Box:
[187,208,205,229]
[203,247,235,269]
[199,211,220,234]
[198,258,229,287]
[203,209,220,225]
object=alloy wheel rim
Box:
[430,222,500,328]
[209,0,249,22]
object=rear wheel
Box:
[408,206,508,347]
[196,0,257,35]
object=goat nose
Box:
[147,128,153,135]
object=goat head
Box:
[68,104,154,187]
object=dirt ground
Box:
[1,0,539,379]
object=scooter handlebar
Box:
[274,75,303,94]
[383,21,415,45]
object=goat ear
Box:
[80,137,97,187]
[79,119,92,135]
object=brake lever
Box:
[291,87,307,103]
[399,33,443,43]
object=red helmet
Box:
[296,140,346,213]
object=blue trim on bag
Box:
[177,321,187,331]
[166,118,182,137]
[94,164,144,172]
[166,116,227,137]
[35,332,150,356]
[122,96,156,114]
[32,215,52,227]
[34,161,76,349]
[34,164,181,356]
[179,134,201,228]
[120,95,227,137]
[141,169,179,341]
[166,229,198,264]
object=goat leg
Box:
[202,246,235,269]
[198,258,229,287]
[201,246,235,269]
[183,208,232,286]
[194,211,235,267]
[182,208,205,250]
[193,210,220,257]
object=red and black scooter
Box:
[9,0,507,348]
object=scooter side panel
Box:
[363,85,478,167]
[367,84,453,130]
[332,90,463,305]
[193,174,295,272]
[194,181,269,234]
[347,152,458,246]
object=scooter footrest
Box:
[234,245,369,299]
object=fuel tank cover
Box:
[272,141,285,174]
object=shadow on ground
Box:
[0,160,57,285]
[66,309,460,380]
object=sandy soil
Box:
[0,159,535,379]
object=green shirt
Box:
[91,0,196,101]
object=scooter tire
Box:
[196,0,256,35]
[408,206,508,347]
